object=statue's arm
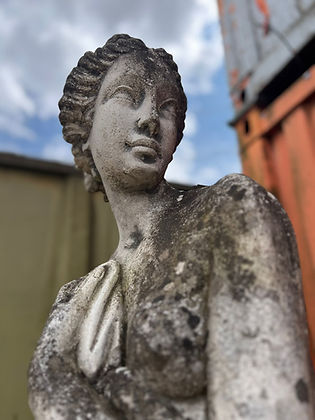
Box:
[96,367,185,420]
[207,174,314,419]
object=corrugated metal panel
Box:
[220,0,260,88]
[0,156,119,419]
[300,0,315,12]
[249,0,300,57]
[218,0,315,109]
[247,9,315,104]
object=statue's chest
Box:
[124,237,211,399]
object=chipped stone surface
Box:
[29,34,314,419]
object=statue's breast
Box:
[126,289,208,399]
[125,228,211,399]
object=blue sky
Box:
[0,0,241,185]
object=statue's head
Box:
[59,34,187,199]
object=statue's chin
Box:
[102,161,165,194]
[123,163,164,192]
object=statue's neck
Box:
[106,180,175,259]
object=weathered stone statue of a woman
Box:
[28,34,314,419]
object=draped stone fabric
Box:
[77,261,123,380]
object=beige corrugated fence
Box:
[0,153,118,419]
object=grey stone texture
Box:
[28,35,314,419]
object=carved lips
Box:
[126,138,161,163]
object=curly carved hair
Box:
[58,34,187,199]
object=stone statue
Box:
[28,34,314,419]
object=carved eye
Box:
[109,85,138,106]
[159,99,177,118]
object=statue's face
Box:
[88,53,180,193]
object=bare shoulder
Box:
[184,173,299,288]
[206,173,294,239]
[190,173,278,211]
[204,173,300,291]
[211,173,280,212]
[182,173,297,257]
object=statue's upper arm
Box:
[206,174,314,419]
[210,173,300,294]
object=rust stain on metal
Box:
[229,68,239,85]
[228,3,236,14]
[217,0,224,16]
[255,0,270,34]
[255,0,270,18]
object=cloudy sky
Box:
[0,0,241,185]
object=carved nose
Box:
[137,102,160,137]
[137,116,159,137]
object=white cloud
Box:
[0,0,223,141]
[0,65,36,140]
[183,112,198,137]
[176,30,223,94]
[0,66,35,116]
[166,7,223,94]
[166,139,197,184]
[42,136,73,164]
[0,140,22,154]
[0,114,35,141]
[197,166,221,184]
[166,138,221,186]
